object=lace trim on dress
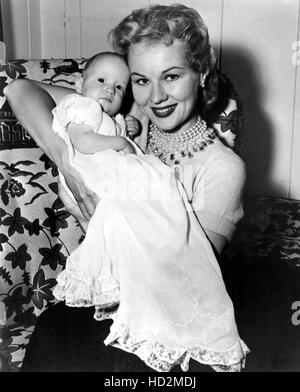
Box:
[53,269,120,314]
[53,270,250,372]
[104,319,250,372]
[94,306,118,321]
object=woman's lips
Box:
[151,104,177,118]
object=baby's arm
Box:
[67,122,134,154]
[125,115,141,140]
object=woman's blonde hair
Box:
[109,3,219,113]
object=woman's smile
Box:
[151,104,177,118]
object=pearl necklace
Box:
[147,115,216,164]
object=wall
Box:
[221,0,300,198]
[1,0,300,199]
[1,0,41,59]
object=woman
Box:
[5,4,248,372]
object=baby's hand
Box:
[125,115,141,140]
[119,139,136,155]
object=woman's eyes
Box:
[98,78,104,83]
[133,74,180,86]
[134,78,149,86]
[165,74,180,81]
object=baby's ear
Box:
[75,77,83,94]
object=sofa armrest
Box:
[0,59,85,329]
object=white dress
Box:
[51,94,250,372]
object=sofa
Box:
[0,59,85,371]
[0,58,300,372]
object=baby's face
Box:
[81,55,130,115]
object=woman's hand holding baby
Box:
[58,177,90,233]
[59,159,100,220]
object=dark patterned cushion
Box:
[0,59,86,371]
[224,196,300,268]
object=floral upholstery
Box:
[0,59,86,371]
[0,58,292,372]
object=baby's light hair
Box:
[83,51,127,75]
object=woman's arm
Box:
[192,154,246,257]
[4,79,99,219]
[31,80,76,105]
[4,79,68,161]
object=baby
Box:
[52,52,139,207]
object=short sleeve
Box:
[192,157,246,241]
[52,94,103,134]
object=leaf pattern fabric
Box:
[0,59,86,371]
[0,148,82,371]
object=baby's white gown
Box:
[52,94,249,372]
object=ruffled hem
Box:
[104,319,250,372]
[53,269,120,312]
[53,270,250,372]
